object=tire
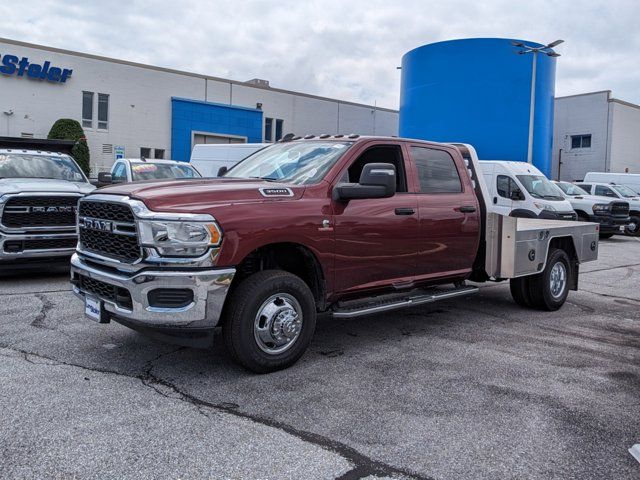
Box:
[625,215,640,236]
[222,270,317,373]
[527,248,571,311]
[576,213,589,223]
[509,277,533,308]
[599,233,614,239]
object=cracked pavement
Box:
[1,237,639,479]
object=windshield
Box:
[612,184,638,198]
[131,162,201,181]
[516,175,564,200]
[556,182,589,196]
[0,153,86,182]
[225,141,353,185]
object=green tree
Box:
[47,119,91,176]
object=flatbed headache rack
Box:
[452,143,599,282]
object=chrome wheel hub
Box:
[549,262,567,299]
[254,293,303,354]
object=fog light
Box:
[148,288,194,308]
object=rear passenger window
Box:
[411,147,462,193]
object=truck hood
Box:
[570,194,624,203]
[0,178,95,195]
[93,178,305,211]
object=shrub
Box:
[47,119,91,176]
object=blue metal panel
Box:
[171,97,263,161]
[399,38,556,177]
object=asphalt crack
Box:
[0,343,430,480]
[31,294,55,329]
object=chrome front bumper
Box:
[70,253,235,330]
[0,231,77,261]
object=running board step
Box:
[332,285,478,319]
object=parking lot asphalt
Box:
[1,237,639,480]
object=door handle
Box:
[493,197,498,205]
[395,207,415,215]
[459,205,477,213]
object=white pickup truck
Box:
[0,149,94,270]
[96,158,201,186]
[552,181,630,238]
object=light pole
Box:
[512,39,563,164]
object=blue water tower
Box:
[399,38,559,177]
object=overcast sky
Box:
[1,0,638,109]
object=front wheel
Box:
[222,270,317,373]
[625,215,640,236]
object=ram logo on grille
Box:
[30,206,76,213]
[79,217,114,233]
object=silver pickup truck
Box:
[0,149,94,270]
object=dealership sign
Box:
[0,54,72,83]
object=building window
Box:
[275,119,284,141]
[411,147,462,193]
[571,134,591,149]
[140,147,151,159]
[264,117,273,142]
[154,149,165,159]
[82,91,94,128]
[97,93,109,130]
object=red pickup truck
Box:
[71,136,599,372]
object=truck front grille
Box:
[78,200,141,263]
[611,202,629,216]
[2,196,80,228]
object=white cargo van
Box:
[480,160,576,220]
[190,143,269,177]
[583,172,640,195]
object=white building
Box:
[0,37,399,172]
[552,90,640,181]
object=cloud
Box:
[1,0,639,108]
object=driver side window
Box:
[342,145,408,193]
[497,175,522,199]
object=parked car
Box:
[480,160,577,220]
[96,158,201,186]
[0,149,94,270]
[70,137,598,373]
[583,172,640,195]
[551,181,630,238]
[575,181,640,236]
[190,143,269,177]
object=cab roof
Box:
[0,148,72,157]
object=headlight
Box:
[592,203,610,214]
[534,202,557,212]
[138,220,222,257]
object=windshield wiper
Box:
[248,176,279,182]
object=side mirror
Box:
[334,163,397,201]
[217,166,228,177]
[97,172,113,185]
[510,189,525,201]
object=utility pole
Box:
[512,39,564,164]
